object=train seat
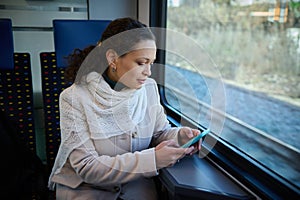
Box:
[0,18,36,152]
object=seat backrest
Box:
[0,18,36,152]
[40,19,111,168]
[40,52,71,168]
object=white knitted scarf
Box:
[85,72,147,137]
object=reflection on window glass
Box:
[165,0,300,187]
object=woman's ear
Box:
[106,49,118,65]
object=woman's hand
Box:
[154,140,194,169]
[178,127,201,154]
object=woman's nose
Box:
[143,64,152,76]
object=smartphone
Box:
[180,129,210,148]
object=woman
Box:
[49,17,201,200]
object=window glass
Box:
[165,0,300,187]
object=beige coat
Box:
[49,76,179,200]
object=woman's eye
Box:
[137,60,154,66]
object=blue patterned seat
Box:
[0,18,36,152]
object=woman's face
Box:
[112,40,156,89]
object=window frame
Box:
[149,0,300,199]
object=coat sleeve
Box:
[69,141,158,187]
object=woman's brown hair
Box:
[64,17,155,83]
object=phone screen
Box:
[180,129,210,148]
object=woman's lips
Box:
[137,79,146,84]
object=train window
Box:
[163,0,299,192]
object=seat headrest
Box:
[53,19,111,68]
[0,19,14,70]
